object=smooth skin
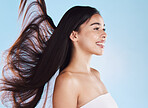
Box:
[53,14,107,108]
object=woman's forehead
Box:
[88,14,104,26]
[80,14,104,29]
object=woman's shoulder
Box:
[55,71,80,90]
[53,72,79,107]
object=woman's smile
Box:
[96,40,105,48]
[96,43,104,48]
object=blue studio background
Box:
[0,0,148,108]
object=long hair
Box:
[0,0,100,108]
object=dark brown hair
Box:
[0,0,100,107]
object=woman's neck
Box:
[66,48,92,73]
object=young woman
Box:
[0,0,118,108]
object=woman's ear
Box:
[69,31,78,42]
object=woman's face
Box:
[76,14,107,56]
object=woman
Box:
[0,0,118,108]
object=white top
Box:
[80,93,118,108]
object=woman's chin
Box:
[94,51,104,56]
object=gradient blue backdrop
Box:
[0,0,148,108]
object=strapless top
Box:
[80,93,118,108]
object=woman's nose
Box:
[101,33,107,40]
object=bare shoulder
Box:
[53,72,79,108]
[56,71,80,86]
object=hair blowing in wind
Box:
[0,0,99,108]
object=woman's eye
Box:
[93,27,99,30]
[103,28,106,31]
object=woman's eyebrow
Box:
[90,22,105,26]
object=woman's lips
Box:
[96,43,104,48]
[96,40,105,48]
